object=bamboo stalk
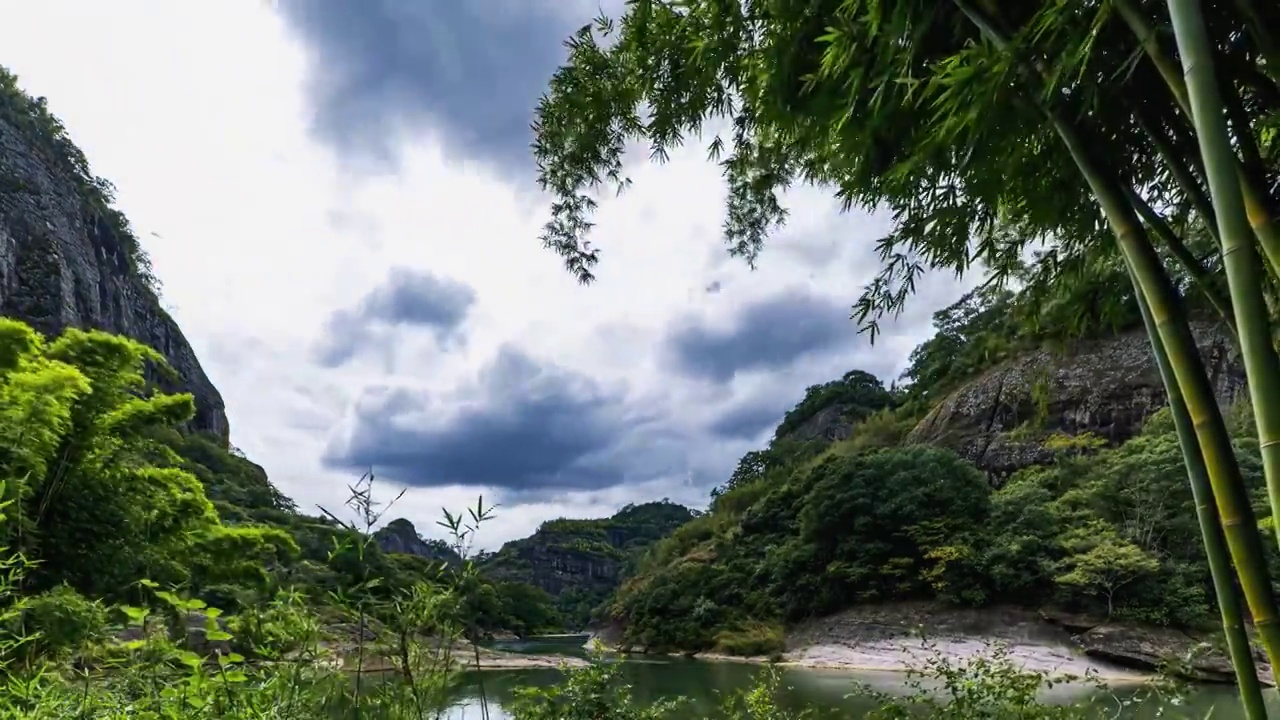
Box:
[951,0,1280,670]
[1131,104,1220,248]
[1127,186,1235,329]
[1131,268,1266,716]
[1167,0,1280,552]
[1112,0,1280,276]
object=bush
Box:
[510,661,684,719]
[7,584,107,664]
[713,621,787,657]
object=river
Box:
[440,636,1278,719]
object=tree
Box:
[0,318,296,600]
[530,0,1280,704]
[1055,524,1161,618]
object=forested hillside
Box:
[0,317,569,635]
[480,501,697,629]
[605,283,1266,656]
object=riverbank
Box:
[593,602,1275,686]
[467,644,590,670]
[326,639,590,674]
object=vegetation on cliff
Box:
[606,286,1272,656]
[480,500,697,629]
[0,66,159,292]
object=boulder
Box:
[1075,623,1274,686]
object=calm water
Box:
[440,637,1277,719]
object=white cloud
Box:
[0,0,969,548]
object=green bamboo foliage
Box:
[1127,187,1235,330]
[952,0,1280,669]
[1129,104,1222,250]
[1111,0,1280,277]
[1132,278,1266,717]
[1231,0,1280,86]
[1166,0,1280,553]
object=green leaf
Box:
[120,605,147,623]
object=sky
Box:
[0,1,972,549]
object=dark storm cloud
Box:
[323,345,681,491]
[707,397,788,441]
[274,0,585,175]
[314,268,476,367]
[663,289,856,383]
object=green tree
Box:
[529,0,1280,699]
[0,318,295,600]
[1055,524,1161,618]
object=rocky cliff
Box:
[482,501,696,628]
[0,68,228,441]
[907,322,1244,477]
[373,519,462,565]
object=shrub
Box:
[7,583,107,664]
[714,621,787,657]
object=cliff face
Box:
[785,404,858,443]
[907,322,1244,477]
[373,519,462,565]
[0,74,228,440]
[482,501,696,628]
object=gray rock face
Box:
[490,541,626,597]
[907,323,1244,477]
[0,111,228,441]
[373,519,461,565]
[1075,623,1274,686]
[786,404,858,443]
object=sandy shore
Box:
[465,646,589,670]
[592,602,1251,685]
[695,637,1149,683]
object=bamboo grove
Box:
[529,0,1280,715]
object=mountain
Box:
[373,519,462,566]
[908,321,1244,478]
[0,66,228,440]
[479,501,698,629]
[602,286,1257,683]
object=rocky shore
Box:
[594,602,1274,686]
[329,641,590,674]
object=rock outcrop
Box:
[774,602,1274,686]
[907,322,1243,477]
[0,71,228,441]
[483,501,696,627]
[373,519,462,565]
[1074,623,1273,685]
[785,404,858,443]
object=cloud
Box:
[663,289,857,383]
[1,3,974,547]
[707,396,791,441]
[275,0,588,177]
[324,345,681,492]
[314,267,476,367]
